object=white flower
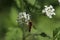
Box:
[44,5,48,8]
[42,10,45,13]
[22,12,27,19]
[58,0,60,5]
[49,5,53,8]
[58,0,60,3]
[25,14,31,23]
[17,12,31,24]
[42,5,56,18]
[27,14,30,20]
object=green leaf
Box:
[55,6,60,18]
[15,0,21,8]
[27,0,36,5]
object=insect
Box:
[28,20,32,32]
[26,20,32,32]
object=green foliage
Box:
[53,27,60,40]
[26,0,36,5]
[55,6,60,18]
[5,27,23,40]
[0,0,60,40]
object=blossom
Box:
[58,0,60,3]
[42,5,56,18]
[17,12,31,24]
[18,12,27,19]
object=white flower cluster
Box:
[17,12,31,24]
[42,5,56,18]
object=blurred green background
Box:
[0,0,60,40]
